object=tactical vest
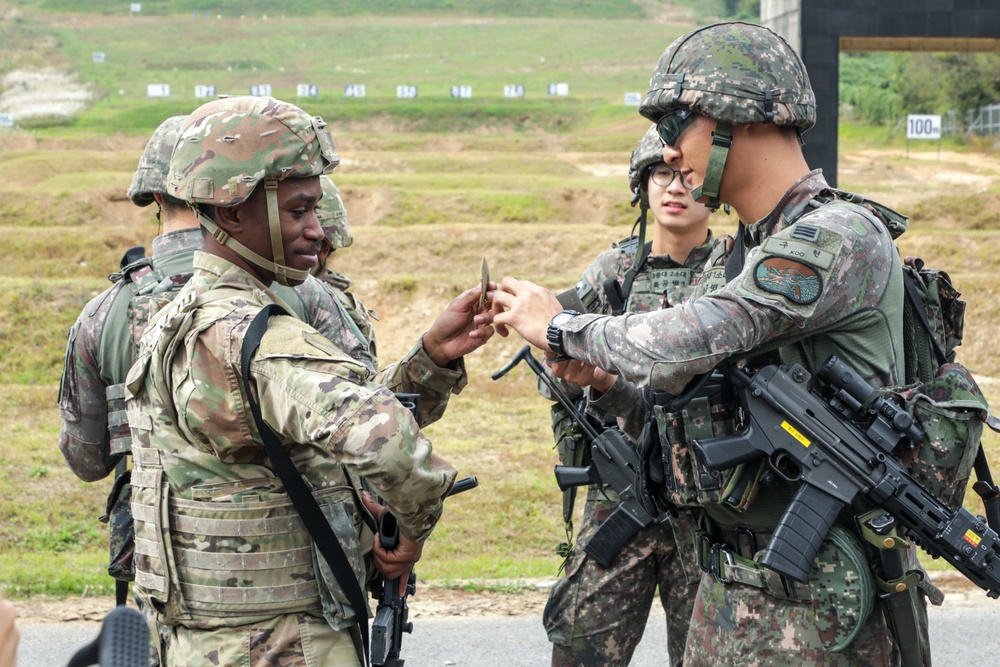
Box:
[101,253,193,462]
[126,287,370,629]
[99,245,318,586]
[575,239,734,510]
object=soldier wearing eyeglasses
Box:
[540,125,731,667]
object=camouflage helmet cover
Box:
[628,124,664,194]
[167,95,340,206]
[127,115,188,207]
[317,175,352,250]
[638,22,816,132]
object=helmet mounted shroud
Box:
[637,22,816,211]
[127,115,189,207]
[167,96,340,286]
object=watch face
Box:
[552,310,578,327]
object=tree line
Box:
[840,52,1000,129]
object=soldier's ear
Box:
[214,203,242,235]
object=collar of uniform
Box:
[192,251,272,294]
[745,169,828,245]
[644,229,715,270]
[151,228,202,277]
[151,227,202,259]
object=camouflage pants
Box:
[544,486,700,667]
[682,572,921,666]
[143,610,361,667]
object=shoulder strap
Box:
[240,304,370,666]
[605,241,652,316]
[902,270,948,367]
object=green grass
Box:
[17,0,648,20]
[8,12,686,134]
[3,3,1000,602]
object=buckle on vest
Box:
[697,533,735,579]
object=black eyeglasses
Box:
[649,165,689,189]
[655,109,695,147]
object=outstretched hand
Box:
[361,491,424,597]
[422,284,496,367]
[491,277,563,350]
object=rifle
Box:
[693,355,1000,598]
[370,475,479,666]
[492,345,669,568]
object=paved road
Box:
[20,593,1000,666]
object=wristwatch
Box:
[546,310,580,359]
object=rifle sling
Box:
[240,304,370,666]
[113,456,130,607]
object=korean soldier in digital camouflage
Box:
[59,110,478,612]
[123,95,495,666]
[493,22,939,666]
[542,124,730,666]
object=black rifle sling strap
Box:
[901,270,948,368]
[604,241,652,317]
[240,304,371,666]
[114,456,130,607]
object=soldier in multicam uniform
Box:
[542,125,729,666]
[124,95,494,666]
[494,22,938,666]
[307,175,378,361]
[60,114,475,589]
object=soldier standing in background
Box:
[493,22,938,665]
[125,95,494,666]
[543,125,729,666]
[308,174,378,362]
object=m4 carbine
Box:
[693,356,1000,597]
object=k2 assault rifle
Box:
[492,345,668,568]
[693,356,1000,597]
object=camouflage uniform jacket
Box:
[561,170,916,662]
[561,169,907,527]
[581,232,730,440]
[59,230,464,482]
[125,252,456,627]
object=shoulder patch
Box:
[790,223,821,243]
[753,256,822,305]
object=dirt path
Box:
[11,571,982,624]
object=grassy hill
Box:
[2,1,1000,600]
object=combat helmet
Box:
[628,124,665,197]
[126,115,188,207]
[317,175,352,250]
[638,22,815,209]
[167,95,339,286]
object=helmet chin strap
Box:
[690,121,732,212]
[195,177,311,287]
